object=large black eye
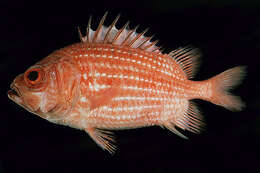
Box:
[24,68,44,87]
[27,71,39,81]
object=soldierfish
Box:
[8,12,246,153]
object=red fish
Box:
[8,12,246,153]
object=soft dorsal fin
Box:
[169,46,201,79]
[78,12,161,52]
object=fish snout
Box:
[8,83,22,102]
[7,76,23,104]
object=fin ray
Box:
[85,127,116,154]
[206,66,246,111]
[112,21,130,45]
[103,14,120,43]
[164,101,205,138]
[164,122,188,139]
[128,27,149,47]
[86,15,92,43]
[169,46,201,79]
[175,101,205,134]
[79,12,160,53]
[92,12,108,43]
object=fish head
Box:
[7,64,61,118]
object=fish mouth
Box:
[7,83,42,115]
[8,88,19,97]
[7,84,23,104]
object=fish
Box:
[7,12,246,154]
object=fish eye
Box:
[24,68,44,86]
[27,71,39,81]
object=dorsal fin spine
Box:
[86,15,92,43]
[112,21,130,44]
[77,26,83,42]
[144,39,158,50]
[121,24,139,46]
[92,12,108,43]
[138,34,154,49]
[80,12,160,53]
[152,45,162,52]
[103,14,120,43]
[128,27,149,47]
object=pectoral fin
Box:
[85,127,116,154]
[88,85,121,111]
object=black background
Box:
[1,0,260,173]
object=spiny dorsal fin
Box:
[78,12,160,52]
[92,11,108,43]
[169,46,201,79]
[103,14,120,43]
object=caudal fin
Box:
[208,66,246,111]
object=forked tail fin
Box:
[207,66,246,111]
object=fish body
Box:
[8,13,246,153]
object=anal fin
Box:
[164,122,188,139]
[176,101,205,134]
[85,127,116,154]
[164,101,205,138]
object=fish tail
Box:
[206,66,246,111]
